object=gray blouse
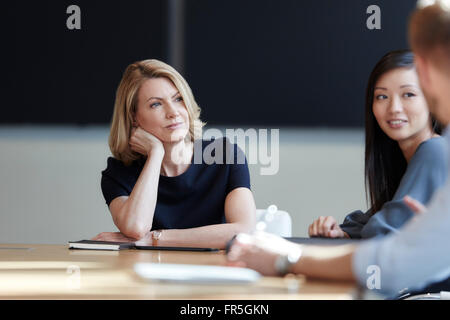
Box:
[340,137,448,239]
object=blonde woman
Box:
[94,59,256,249]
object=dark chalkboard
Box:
[4,0,165,125]
[184,0,417,127]
[3,0,417,127]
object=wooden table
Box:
[0,244,357,299]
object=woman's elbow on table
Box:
[119,221,150,240]
[110,199,152,240]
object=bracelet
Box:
[151,230,162,246]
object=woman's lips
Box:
[165,122,183,129]
[387,119,408,129]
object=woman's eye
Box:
[150,102,161,108]
[375,94,388,100]
[403,92,416,98]
[175,96,183,102]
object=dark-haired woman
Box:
[309,50,447,239]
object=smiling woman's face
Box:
[134,77,190,143]
[372,67,432,143]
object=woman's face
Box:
[372,67,432,143]
[134,77,190,143]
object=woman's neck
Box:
[160,139,193,177]
[398,129,438,163]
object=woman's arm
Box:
[141,187,256,249]
[357,138,447,238]
[109,149,164,239]
[107,127,166,239]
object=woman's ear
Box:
[131,113,139,127]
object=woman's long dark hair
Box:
[365,49,442,214]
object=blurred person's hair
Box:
[409,0,450,71]
[109,59,205,165]
[364,50,442,213]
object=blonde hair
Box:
[409,0,450,70]
[108,59,205,165]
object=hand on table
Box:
[227,231,301,276]
[91,232,138,242]
[308,216,348,238]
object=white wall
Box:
[0,126,367,244]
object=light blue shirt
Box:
[341,136,447,239]
[353,126,450,296]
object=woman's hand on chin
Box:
[129,126,165,156]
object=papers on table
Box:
[134,263,261,284]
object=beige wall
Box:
[0,126,367,244]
